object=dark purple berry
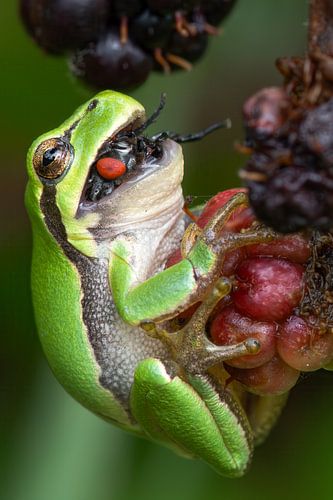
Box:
[166,31,208,64]
[130,9,173,50]
[69,30,153,91]
[20,0,108,54]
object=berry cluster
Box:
[241,83,333,234]
[168,189,333,396]
[20,0,236,90]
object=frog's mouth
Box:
[79,138,181,209]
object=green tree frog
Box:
[26,91,286,477]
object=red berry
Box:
[165,188,326,398]
[225,355,300,396]
[210,305,277,368]
[277,315,333,371]
[246,233,310,264]
[196,188,253,229]
[233,257,304,322]
[220,248,246,277]
[191,189,255,276]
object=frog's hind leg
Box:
[130,357,253,477]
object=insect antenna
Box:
[151,119,232,144]
[134,93,167,135]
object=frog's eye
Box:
[96,157,127,180]
[33,138,74,180]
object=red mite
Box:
[96,157,127,180]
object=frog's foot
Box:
[130,355,253,477]
[202,192,278,250]
[141,277,261,375]
[183,192,280,298]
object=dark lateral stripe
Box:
[39,186,133,413]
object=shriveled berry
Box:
[20,0,108,54]
[69,30,153,90]
[211,305,277,368]
[242,86,333,234]
[233,257,304,322]
[277,315,333,371]
[225,355,300,395]
[299,98,333,166]
[247,164,333,233]
[243,87,290,143]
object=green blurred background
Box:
[2,1,333,499]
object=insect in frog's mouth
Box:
[82,94,168,204]
[82,137,165,203]
[82,93,230,204]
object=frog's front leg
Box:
[109,193,278,374]
[109,192,277,326]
